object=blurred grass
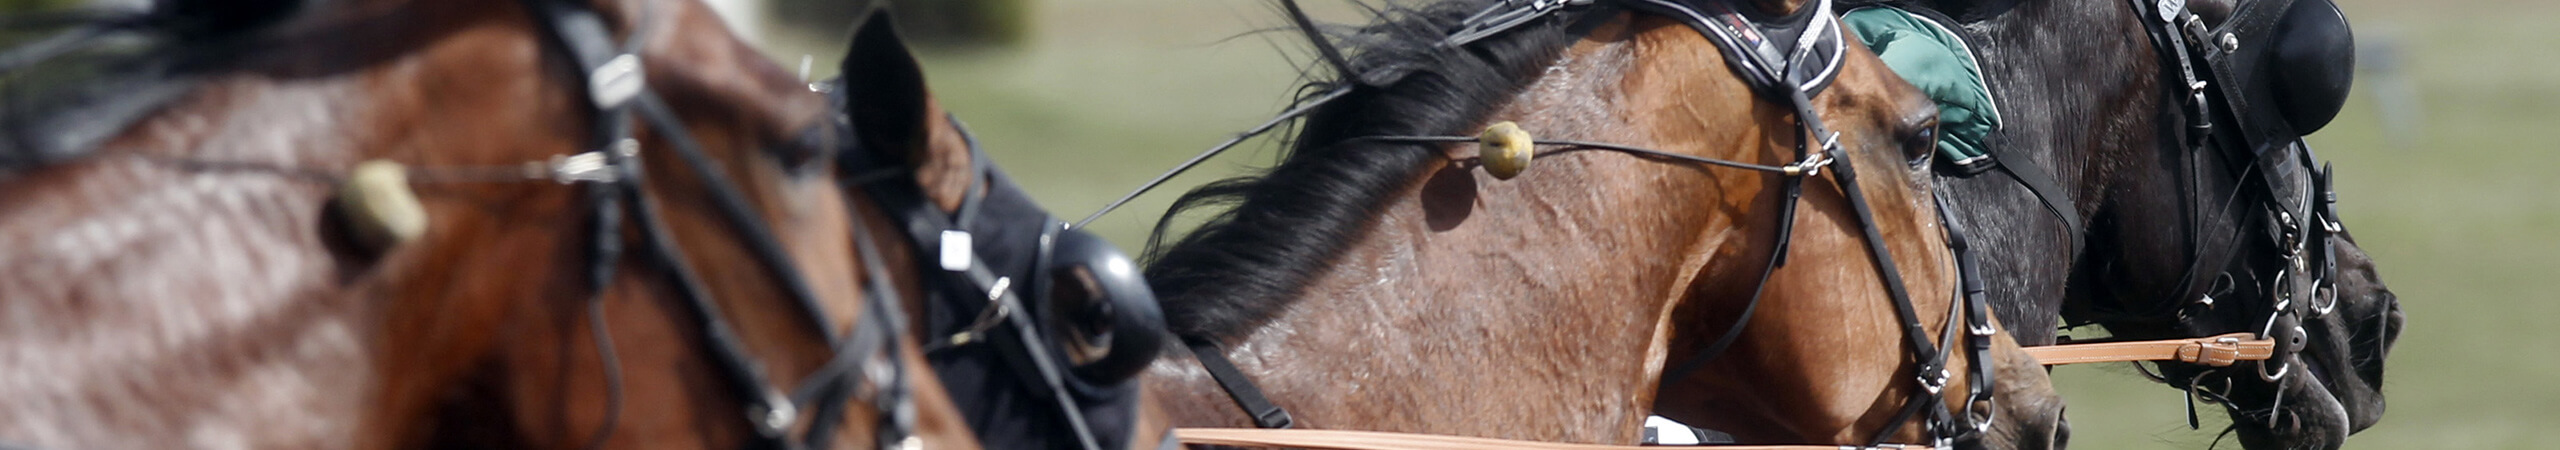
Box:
[750,0,2559,447]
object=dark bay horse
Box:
[1852,0,2404,447]
[1139,0,2061,447]
[0,0,987,447]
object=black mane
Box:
[0,0,304,170]
[1143,0,1588,341]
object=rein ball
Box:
[333,160,429,253]
[1477,121,1535,180]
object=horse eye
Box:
[1904,125,1937,168]
[770,124,836,176]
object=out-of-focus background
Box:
[6,0,2550,447]
[751,0,2549,447]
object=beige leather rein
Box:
[1171,334,2276,449]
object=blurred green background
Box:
[7,0,2538,446]
[740,0,2549,447]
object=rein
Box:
[1177,429,1940,450]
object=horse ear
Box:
[838,7,933,166]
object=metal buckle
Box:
[942,277,1015,347]
[1965,396,1996,434]
[2257,343,2294,382]
[2178,13,2210,43]
[589,54,645,110]
[1781,133,1840,176]
[2187,80,2210,110]
[748,389,798,437]
[939,230,974,272]
[541,141,629,184]
[1443,0,1593,48]
[2309,283,2337,317]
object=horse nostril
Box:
[2050,416,2071,450]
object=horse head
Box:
[1631,1,2064,448]
[1137,0,2060,447]
[832,6,1173,449]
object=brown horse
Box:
[1138,0,2062,448]
[0,0,985,448]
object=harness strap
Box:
[859,151,1111,450]
[1656,167,1803,384]
[1934,194,1997,442]
[1977,145,2085,257]
[1785,87,1946,448]
[517,0,815,445]
[1185,337,1297,429]
[2027,333,2276,366]
[1175,428,1940,450]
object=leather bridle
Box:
[1081,0,2007,447]
[513,0,918,448]
[533,1,1171,448]
[831,110,1167,450]
[2103,0,2349,419]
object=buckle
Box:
[1781,133,1840,176]
[2179,337,2245,367]
[1443,0,1594,48]
[589,53,645,110]
[543,140,633,184]
[748,389,798,438]
[939,230,974,272]
[2156,0,2186,22]
[1254,407,1297,429]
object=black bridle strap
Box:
[631,94,844,343]
[1779,87,1951,448]
[1186,337,1297,429]
[1977,145,2086,257]
[1945,194,2000,441]
[618,153,800,443]
[519,0,900,446]
[1653,173,1798,384]
[853,128,1111,450]
[795,203,919,450]
[516,0,800,444]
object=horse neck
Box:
[0,12,465,450]
[0,88,380,447]
[1916,0,2167,343]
